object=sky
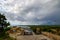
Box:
[0,0,60,25]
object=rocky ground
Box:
[16,35,53,40]
[9,33,53,40]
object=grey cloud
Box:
[0,0,60,25]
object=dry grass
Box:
[42,32,60,40]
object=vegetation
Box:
[0,13,14,40]
[29,25,60,35]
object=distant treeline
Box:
[28,25,60,27]
[28,25,60,28]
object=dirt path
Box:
[9,32,53,40]
[16,35,53,40]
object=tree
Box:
[0,13,10,35]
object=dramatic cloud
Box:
[0,0,60,25]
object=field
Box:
[0,25,60,40]
[8,25,60,40]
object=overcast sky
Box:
[0,0,60,25]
